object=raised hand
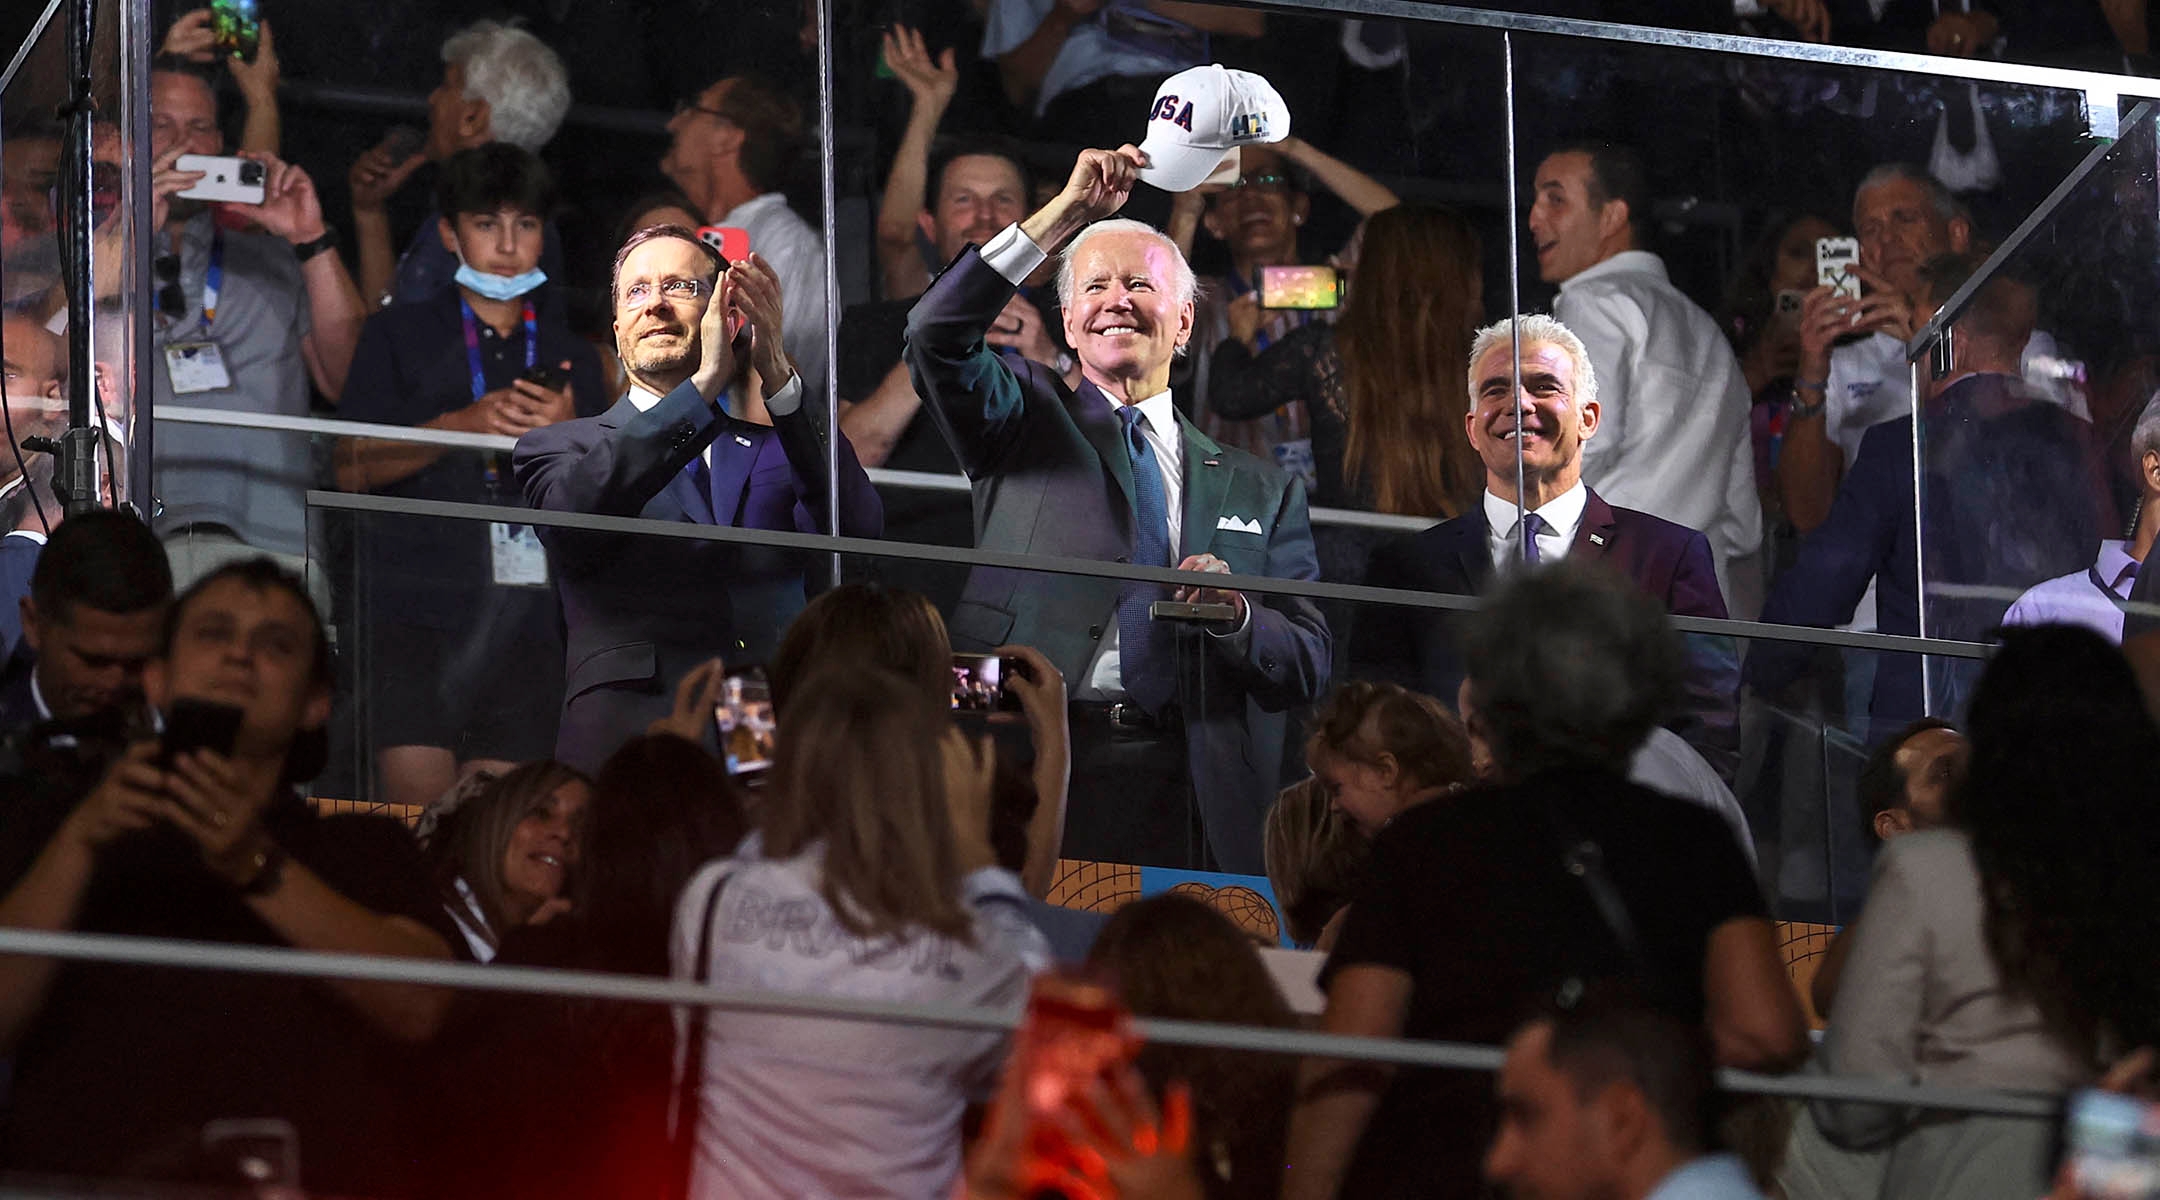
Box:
[883,25,958,113]
[348,135,427,216]
[230,151,326,244]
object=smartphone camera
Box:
[951,652,1023,714]
[237,160,266,187]
[711,667,775,777]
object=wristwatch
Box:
[1789,379,1828,421]
[289,227,339,264]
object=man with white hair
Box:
[347,20,573,308]
[1999,393,2160,643]
[903,144,1330,875]
[1354,314,1739,778]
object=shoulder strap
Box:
[1538,791,1669,1008]
[672,867,731,1200]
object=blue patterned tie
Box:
[1520,511,1549,566]
[1117,406,1175,714]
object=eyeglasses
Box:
[673,96,729,121]
[620,277,709,308]
[1225,172,1291,195]
[154,254,184,319]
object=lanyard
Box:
[458,297,538,401]
[199,229,225,330]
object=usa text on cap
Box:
[1136,64,1291,194]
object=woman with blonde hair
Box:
[671,667,1048,1200]
[418,760,591,962]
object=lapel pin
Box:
[1589,532,1606,546]
[734,435,753,448]
[1203,458,1220,467]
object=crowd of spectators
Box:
[1,0,2159,1194]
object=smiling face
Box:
[1060,229,1194,393]
[1465,339,1599,495]
[1202,145,1306,267]
[1311,748,1403,838]
[500,779,588,919]
[1528,152,1626,285]
[612,234,718,388]
[925,154,1028,265]
[440,206,546,281]
[1854,176,1969,301]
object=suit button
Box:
[1262,657,1276,671]
[1115,555,1129,564]
[1088,625,1102,640]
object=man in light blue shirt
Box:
[2001,394,2160,645]
[1486,995,1764,1200]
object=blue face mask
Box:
[456,262,548,302]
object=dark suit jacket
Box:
[512,381,882,772]
[0,643,35,737]
[0,533,40,668]
[904,247,1332,874]
[1353,488,1740,778]
[1749,374,2101,736]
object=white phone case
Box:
[174,154,266,205]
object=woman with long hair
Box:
[418,760,591,962]
[1086,894,1300,1200]
[673,667,1049,1200]
[1208,203,1484,518]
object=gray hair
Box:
[443,21,571,152]
[1055,218,1197,312]
[1854,162,1968,227]
[1460,562,1683,778]
[1465,314,1599,413]
[2134,393,2160,465]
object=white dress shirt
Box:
[718,193,828,397]
[1483,480,1587,570]
[626,375,804,470]
[1553,249,1762,612]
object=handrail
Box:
[0,925,2063,1118]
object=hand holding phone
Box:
[1259,264,1341,310]
[159,698,245,769]
[209,0,262,63]
[174,155,267,205]
[698,226,752,267]
[1815,237,1862,302]
[711,666,775,777]
[951,653,1025,713]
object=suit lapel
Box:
[1572,489,1616,563]
[1457,510,1495,593]
[1179,418,1232,559]
[1072,380,1139,515]
[707,425,763,527]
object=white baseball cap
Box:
[1136,65,1291,194]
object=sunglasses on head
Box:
[154,254,184,319]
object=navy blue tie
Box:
[1519,511,1550,566]
[1116,406,1175,714]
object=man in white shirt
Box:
[1531,142,1764,617]
[662,75,828,396]
[903,144,1330,873]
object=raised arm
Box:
[874,26,958,301]
[236,152,365,403]
[1279,135,1397,218]
[226,21,283,155]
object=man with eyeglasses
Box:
[514,226,880,772]
[1167,139,1396,478]
[661,75,828,397]
[139,58,366,601]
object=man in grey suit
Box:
[905,144,1330,874]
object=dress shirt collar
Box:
[28,664,51,723]
[1106,388,1179,436]
[1557,248,1668,293]
[626,381,667,413]
[1643,1153,1764,1200]
[1483,479,1588,543]
[2097,539,2138,592]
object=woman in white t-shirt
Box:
[671,666,1050,1200]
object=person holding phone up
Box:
[334,144,603,809]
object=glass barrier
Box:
[2,0,139,516]
[308,489,1933,924]
[1911,105,2158,721]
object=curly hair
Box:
[1086,895,1297,1200]
[1961,625,2160,1062]
[1302,680,1473,793]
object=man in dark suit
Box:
[514,228,881,772]
[905,144,1331,875]
[0,509,172,745]
[1352,313,1738,778]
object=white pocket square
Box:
[1216,515,1263,535]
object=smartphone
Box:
[200,1118,298,1187]
[951,652,1023,714]
[697,225,751,267]
[209,0,261,63]
[381,124,426,163]
[2062,1089,2160,1199]
[175,155,266,205]
[160,698,244,768]
[1010,974,1140,1181]
[1775,287,1807,323]
[1815,236,1862,301]
[1259,264,1341,310]
[711,666,775,777]
[522,363,571,392]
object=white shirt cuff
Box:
[980,224,1047,287]
[762,374,804,417]
[1205,598,1254,640]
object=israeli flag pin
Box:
[1589,532,1606,546]
[734,435,753,447]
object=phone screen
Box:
[210,0,262,62]
[1815,237,1862,301]
[711,667,775,776]
[1259,265,1341,310]
[2065,1089,2160,1200]
[1010,975,1138,1179]
[950,653,1021,713]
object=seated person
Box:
[1263,775,1367,951]
[2001,393,2160,644]
[0,560,453,1195]
[416,760,590,962]
[1303,679,1472,839]
[1353,313,1739,780]
[335,143,602,807]
[0,509,172,743]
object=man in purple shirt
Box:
[2001,394,2159,644]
